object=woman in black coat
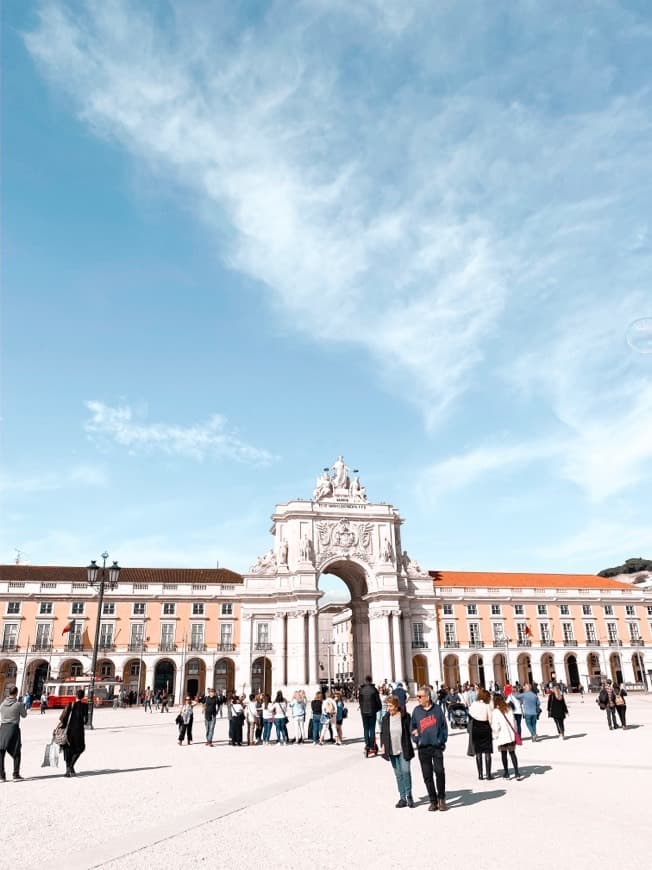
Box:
[380,695,415,808]
[614,685,628,729]
[547,686,569,738]
[59,689,88,777]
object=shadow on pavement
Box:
[623,724,642,730]
[444,787,506,808]
[563,733,587,740]
[518,764,552,777]
[26,765,172,782]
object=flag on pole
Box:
[524,624,532,637]
[62,619,75,636]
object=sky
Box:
[1,0,652,593]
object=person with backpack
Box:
[359,676,382,757]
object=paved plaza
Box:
[2,694,650,869]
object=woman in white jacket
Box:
[491,695,523,780]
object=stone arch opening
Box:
[59,658,84,680]
[609,653,623,685]
[517,653,532,686]
[468,653,486,688]
[97,658,115,679]
[184,657,206,698]
[493,653,507,686]
[541,653,555,684]
[154,659,176,695]
[252,656,272,695]
[412,654,428,687]
[0,659,18,698]
[443,654,460,687]
[318,558,371,686]
[123,658,146,693]
[587,652,601,687]
[25,659,50,699]
[565,653,580,688]
[214,658,235,694]
[632,651,645,684]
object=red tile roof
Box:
[428,570,633,591]
[0,565,243,585]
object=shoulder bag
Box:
[52,720,69,746]
[502,711,523,746]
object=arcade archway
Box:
[184,658,206,698]
[517,653,532,686]
[319,559,371,686]
[214,658,235,694]
[0,659,18,698]
[565,654,580,688]
[412,654,428,687]
[154,659,176,695]
[468,654,485,687]
[443,654,460,687]
[252,657,272,695]
[25,659,49,698]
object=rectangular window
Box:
[468,622,481,643]
[540,622,551,643]
[492,622,505,642]
[585,622,597,642]
[442,604,453,616]
[67,622,83,647]
[35,623,51,647]
[582,604,592,616]
[412,623,424,643]
[490,604,501,616]
[133,602,146,616]
[130,623,144,645]
[466,604,478,616]
[606,622,618,643]
[647,605,652,617]
[628,622,641,641]
[6,602,20,615]
[516,622,528,643]
[220,623,233,644]
[162,602,176,616]
[537,604,548,616]
[39,602,53,615]
[221,602,233,616]
[71,601,85,615]
[562,622,574,643]
[559,604,570,616]
[444,623,456,644]
[190,624,204,647]
[2,624,18,649]
[129,662,141,677]
[102,602,115,616]
[99,624,113,647]
[192,602,205,616]
[625,605,635,617]
[604,605,614,616]
[256,623,270,644]
[514,604,525,616]
[160,623,175,648]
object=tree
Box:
[598,557,652,577]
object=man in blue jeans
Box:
[515,683,541,741]
[358,675,381,756]
[411,686,448,811]
[203,688,218,746]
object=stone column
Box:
[273,612,288,687]
[391,610,404,682]
[237,614,253,694]
[368,608,393,682]
[286,610,306,687]
[307,610,319,686]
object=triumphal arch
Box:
[237,457,438,692]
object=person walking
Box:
[380,694,415,807]
[614,684,628,729]
[160,691,169,713]
[261,694,274,745]
[40,692,48,715]
[359,676,382,757]
[334,691,346,745]
[393,681,407,713]
[491,694,523,781]
[509,691,523,736]
[515,683,541,741]
[0,687,27,781]
[230,696,245,746]
[597,680,619,730]
[59,688,88,778]
[203,688,218,746]
[246,693,259,746]
[177,697,195,745]
[410,686,448,812]
[310,691,323,744]
[469,687,494,780]
[547,685,569,738]
[144,687,153,713]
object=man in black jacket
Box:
[359,675,382,756]
[203,688,218,746]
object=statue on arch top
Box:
[350,475,367,502]
[313,471,333,501]
[331,455,350,489]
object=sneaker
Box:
[395,799,407,808]
[515,775,524,781]
[406,795,415,808]
[428,802,438,812]
[438,799,448,812]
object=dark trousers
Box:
[0,747,21,777]
[615,705,627,728]
[361,714,376,751]
[178,721,193,743]
[606,707,618,729]
[553,716,565,735]
[418,745,445,801]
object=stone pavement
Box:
[2,694,649,869]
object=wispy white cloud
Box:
[0,464,108,494]
[84,400,274,464]
[534,517,652,566]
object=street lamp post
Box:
[86,552,121,729]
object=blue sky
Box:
[2,0,651,588]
